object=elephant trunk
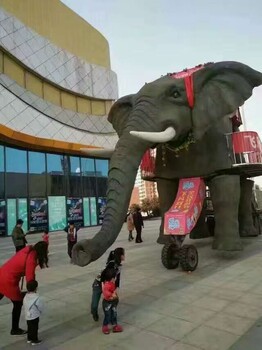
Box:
[72,132,150,266]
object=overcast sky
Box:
[62,0,262,183]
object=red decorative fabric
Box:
[170,65,205,108]
[231,108,243,127]
[141,150,156,177]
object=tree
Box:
[141,197,160,217]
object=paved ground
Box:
[0,219,262,350]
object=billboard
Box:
[97,197,107,225]
[48,196,66,231]
[67,198,83,226]
[30,199,48,232]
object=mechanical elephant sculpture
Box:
[73,61,262,267]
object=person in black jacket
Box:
[91,247,125,322]
[133,207,144,243]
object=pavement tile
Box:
[171,305,216,325]
[168,342,204,350]
[121,308,164,328]
[203,312,255,335]
[223,301,262,320]
[238,293,262,307]
[97,329,175,350]
[192,296,230,312]
[208,287,244,301]
[182,325,240,350]
[146,316,196,341]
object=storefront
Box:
[0,144,108,236]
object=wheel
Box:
[179,244,198,272]
[161,243,180,269]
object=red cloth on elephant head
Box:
[0,246,37,301]
[170,65,205,108]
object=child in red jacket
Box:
[101,269,123,335]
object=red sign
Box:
[164,178,206,236]
[232,132,262,154]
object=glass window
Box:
[46,154,66,196]
[29,152,46,174]
[0,146,4,171]
[69,156,80,175]
[47,154,64,174]
[95,159,109,177]
[81,158,95,176]
[6,147,27,173]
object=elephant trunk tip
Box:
[72,239,93,267]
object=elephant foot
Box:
[157,234,173,245]
[240,227,258,237]
[212,237,243,251]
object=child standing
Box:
[42,230,49,246]
[23,280,43,345]
[101,269,123,335]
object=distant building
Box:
[130,168,158,206]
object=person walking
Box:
[91,247,125,322]
[133,207,144,243]
[126,211,134,241]
[64,221,80,260]
[12,219,27,252]
[0,242,48,336]
[101,269,123,334]
[23,280,44,345]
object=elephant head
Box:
[72,61,262,266]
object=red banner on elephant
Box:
[164,178,206,236]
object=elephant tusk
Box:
[80,148,115,158]
[130,127,176,143]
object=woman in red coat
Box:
[0,241,48,336]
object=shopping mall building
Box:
[0,0,118,235]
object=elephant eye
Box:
[172,90,180,98]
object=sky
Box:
[62,0,262,182]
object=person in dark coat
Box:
[133,207,144,243]
[91,247,125,322]
[64,221,80,259]
[12,219,27,252]
[0,242,48,336]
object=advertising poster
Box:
[30,199,48,232]
[48,196,66,231]
[0,200,6,236]
[18,198,28,231]
[97,197,107,225]
[7,199,17,236]
[67,198,83,226]
[164,178,205,236]
[90,197,97,226]
[83,198,90,227]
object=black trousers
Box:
[27,317,39,342]
[0,293,23,331]
[67,241,76,258]
[16,245,25,253]
[135,226,142,242]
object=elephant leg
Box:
[209,175,242,251]
[156,178,179,244]
[239,178,258,237]
[190,207,212,239]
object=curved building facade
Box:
[0,0,118,235]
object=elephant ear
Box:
[192,61,262,140]
[108,94,134,137]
